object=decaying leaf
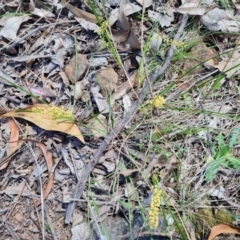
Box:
[175,2,207,15]
[0,182,35,197]
[208,224,240,240]
[148,10,173,27]
[0,120,27,170]
[34,141,54,206]
[7,119,19,156]
[91,85,110,114]
[87,114,108,137]
[65,54,89,83]
[123,94,132,115]
[0,15,31,40]
[201,7,240,32]
[1,104,85,143]
[71,223,89,240]
[90,205,111,222]
[119,169,139,177]
[31,8,55,18]
[143,154,170,178]
[112,0,141,50]
[136,0,152,7]
[75,17,100,32]
[205,37,240,79]
[109,1,142,26]
[111,71,137,103]
[96,67,119,96]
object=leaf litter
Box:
[0,0,240,239]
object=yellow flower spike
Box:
[149,187,162,229]
[152,96,165,109]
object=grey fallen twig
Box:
[4,221,21,240]
[65,15,189,224]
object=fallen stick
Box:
[65,14,189,224]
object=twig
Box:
[44,203,58,240]
[4,221,21,240]
[65,14,189,224]
[140,1,154,99]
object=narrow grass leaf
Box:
[227,156,240,169]
[228,127,240,149]
[206,158,226,182]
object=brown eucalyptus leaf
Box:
[7,119,19,156]
[0,120,27,170]
[208,224,240,240]
[1,104,85,143]
[34,141,54,206]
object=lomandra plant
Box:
[149,186,162,229]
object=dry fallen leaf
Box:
[0,182,35,197]
[34,141,54,206]
[96,67,119,96]
[1,104,85,143]
[201,7,240,32]
[87,114,108,137]
[61,0,97,23]
[65,54,89,83]
[111,70,137,104]
[109,1,142,26]
[7,119,19,156]
[119,169,139,177]
[112,0,141,50]
[148,10,173,28]
[0,15,31,40]
[205,37,240,79]
[75,17,100,32]
[0,119,27,170]
[175,2,207,15]
[208,224,240,240]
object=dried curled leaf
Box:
[1,104,85,143]
[208,224,240,240]
[112,0,140,50]
[34,141,54,206]
[0,119,29,170]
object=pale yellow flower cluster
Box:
[152,96,165,108]
[98,20,109,36]
[32,106,73,120]
[149,187,162,229]
[162,35,186,48]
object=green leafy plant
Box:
[206,127,240,182]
